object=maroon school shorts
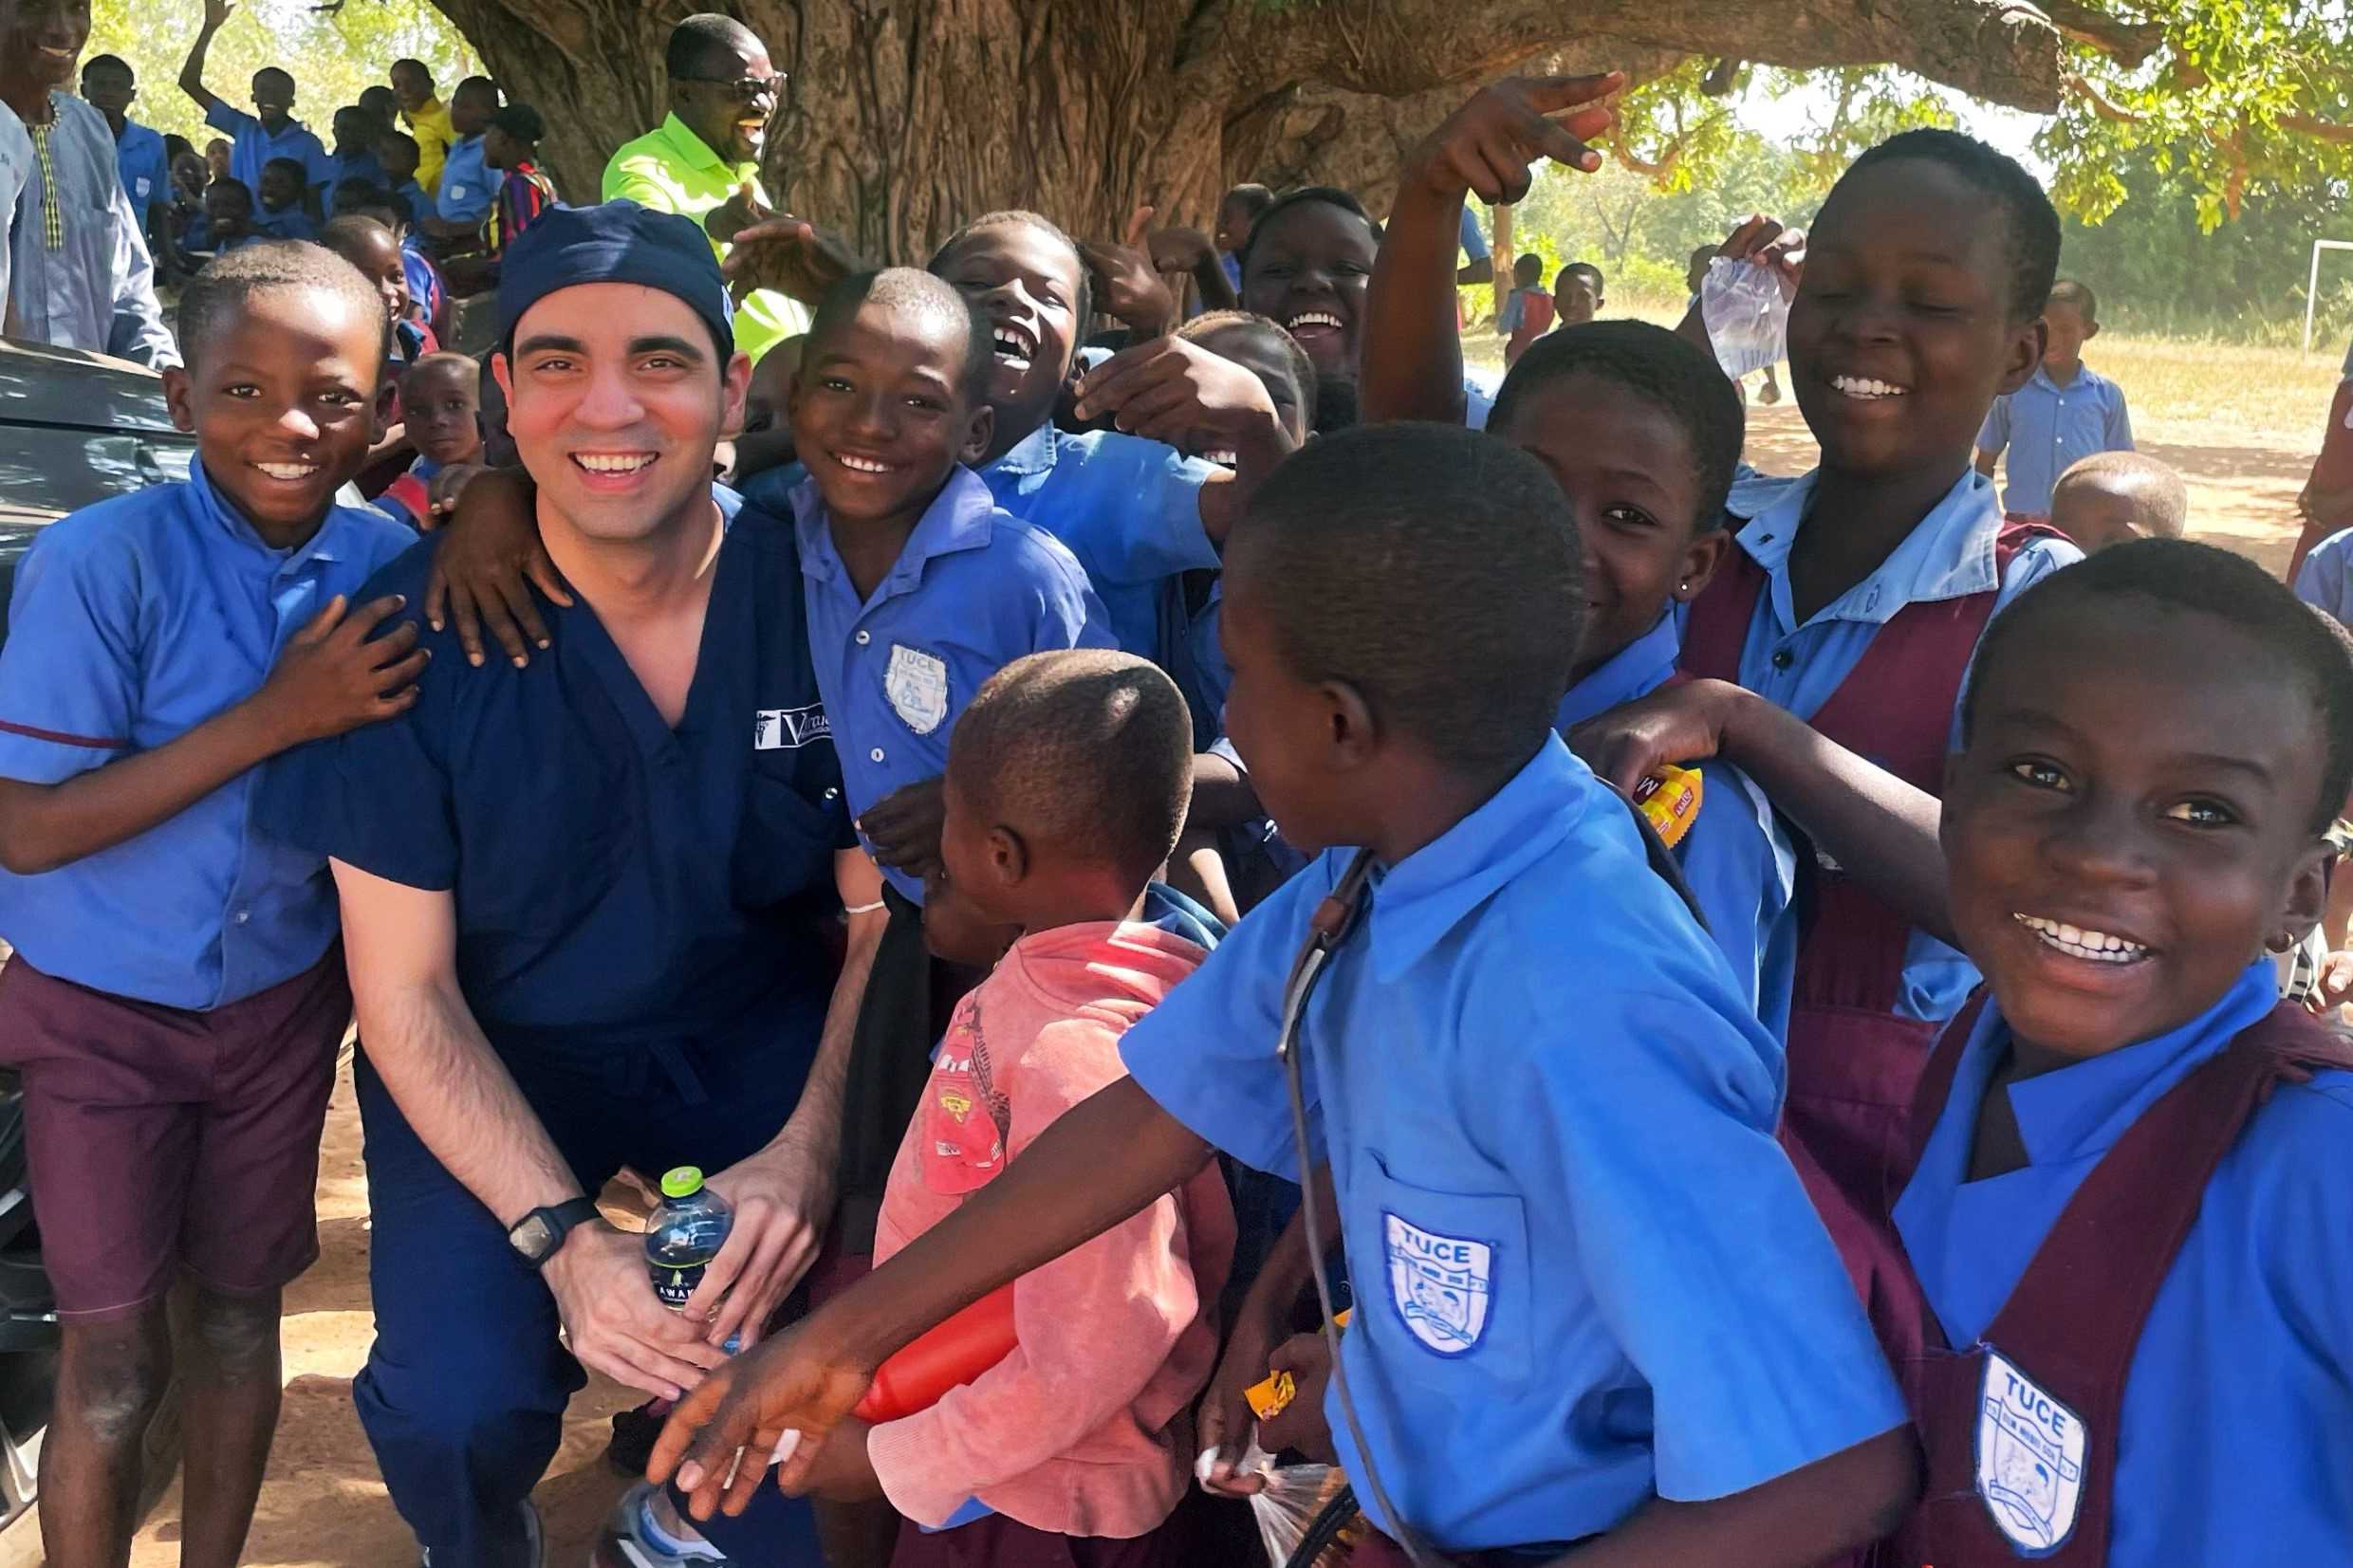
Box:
[890,1512,1181,1568]
[0,946,349,1320]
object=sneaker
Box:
[593,1480,732,1568]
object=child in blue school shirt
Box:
[1973,279,2135,522]
[648,426,1917,1567]
[782,266,1117,1301]
[1613,544,2353,1565]
[0,242,419,1568]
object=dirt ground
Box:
[62,379,2324,1568]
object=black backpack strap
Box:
[1603,781,1710,935]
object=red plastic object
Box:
[852,1282,1020,1421]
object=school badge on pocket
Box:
[1382,1212,1491,1356]
[884,644,950,734]
[1974,1348,2085,1552]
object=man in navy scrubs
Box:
[268,201,882,1568]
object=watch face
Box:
[511,1212,554,1260]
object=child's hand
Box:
[420,461,491,531]
[718,211,864,306]
[2308,951,2353,1018]
[421,467,573,669]
[1566,677,1748,797]
[202,0,234,28]
[1070,336,1285,458]
[1405,72,1623,204]
[1078,206,1177,340]
[706,181,769,247]
[250,593,428,746]
[1255,1334,1336,1465]
[859,776,947,880]
[1195,1291,1288,1497]
[1712,213,1806,302]
[1145,224,1217,279]
[783,1416,884,1503]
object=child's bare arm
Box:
[1185,749,1264,832]
[0,594,425,876]
[1572,678,1955,947]
[650,1077,1213,1520]
[1362,75,1618,427]
[1550,1427,1918,1568]
[178,0,232,111]
[421,467,573,668]
[1080,207,1178,341]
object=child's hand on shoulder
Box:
[1070,336,1288,461]
[787,1415,884,1503]
[1567,677,1750,797]
[250,593,429,746]
[1078,206,1177,340]
[1406,72,1623,204]
[422,467,572,669]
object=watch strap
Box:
[514,1195,602,1264]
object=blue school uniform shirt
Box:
[1121,738,1904,1551]
[0,462,413,1009]
[972,423,1220,659]
[791,467,1114,903]
[319,147,387,204]
[1718,468,2081,1021]
[2292,526,2353,627]
[1555,611,1798,1045]
[262,489,850,1072]
[435,133,491,223]
[252,203,316,243]
[111,119,169,215]
[1975,363,2134,517]
[390,177,431,226]
[1894,960,2353,1567]
[202,101,330,196]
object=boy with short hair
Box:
[1554,259,1603,325]
[321,103,389,206]
[179,0,330,208]
[254,155,316,240]
[187,175,258,255]
[0,240,421,1568]
[654,425,1918,1566]
[1495,250,1555,366]
[780,650,1233,1568]
[2047,449,2186,553]
[1975,277,2134,521]
[1213,182,1274,292]
[377,352,483,529]
[376,128,431,225]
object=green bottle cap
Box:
[659,1166,704,1199]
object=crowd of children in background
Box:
[7,13,2353,1568]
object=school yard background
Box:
[0,329,2328,1566]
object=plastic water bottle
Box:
[646,1166,733,1313]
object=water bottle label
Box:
[654,1262,705,1310]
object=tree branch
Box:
[2036,0,2163,67]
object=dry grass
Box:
[2088,334,2343,451]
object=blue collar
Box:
[1363,737,1596,983]
[2029,362,2104,397]
[791,466,998,603]
[1734,466,2006,627]
[1555,611,1679,731]
[186,457,349,569]
[1962,959,2280,1168]
[984,421,1061,480]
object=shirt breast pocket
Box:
[1361,1153,1531,1384]
[732,755,843,909]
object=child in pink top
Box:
[787,649,1234,1567]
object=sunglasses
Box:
[681,74,784,104]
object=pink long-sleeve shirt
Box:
[865,920,1235,1538]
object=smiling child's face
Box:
[932,221,1084,446]
[1786,158,2043,485]
[259,163,303,212]
[788,295,991,533]
[1241,200,1376,381]
[1942,594,2330,1062]
[164,285,384,544]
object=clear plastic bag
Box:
[1699,256,1788,381]
[1234,1436,1363,1567]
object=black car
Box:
[0,338,198,1546]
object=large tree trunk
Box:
[427,0,2066,265]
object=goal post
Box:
[2306,240,2353,353]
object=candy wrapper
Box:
[1699,256,1789,381]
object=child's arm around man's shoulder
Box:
[0,504,429,876]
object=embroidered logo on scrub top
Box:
[1974,1348,2085,1553]
[884,643,950,735]
[753,704,830,750]
[1382,1212,1491,1356]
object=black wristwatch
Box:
[507,1196,602,1267]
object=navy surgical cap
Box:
[494,199,735,359]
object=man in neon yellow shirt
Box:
[390,58,454,194]
[603,13,809,363]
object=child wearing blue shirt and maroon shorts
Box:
[650,425,1917,1568]
[0,242,419,1568]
